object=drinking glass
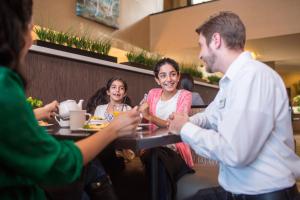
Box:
[113,104,124,117]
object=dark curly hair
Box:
[0,0,33,87]
[86,77,132,114]
[153,57,179,79]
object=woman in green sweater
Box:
[0,0,140,199]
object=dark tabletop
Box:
[46,124,182,152]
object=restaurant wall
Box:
[24,51,155,107]
[23,50,218,107]
[33,0,162,50]
[280,72,300,98]
[149,0,300,53]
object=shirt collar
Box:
[223,51,253,81]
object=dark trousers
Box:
[141,147,194,200]
[82,159,118,200]
[187,185,300,200]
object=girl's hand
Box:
[138,102,150,120]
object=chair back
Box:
[189,105,207,116]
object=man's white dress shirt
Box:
[180,52,300,194]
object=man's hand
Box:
[168,112,189,134]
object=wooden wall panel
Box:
[23,51,218,110]
[194,84,218,104]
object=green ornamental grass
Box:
[34,27,111,55]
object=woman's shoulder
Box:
[94,104,108,115]
[147,88,163,102]
[95,104,108,109]
[0,68,25,104]
[148,88,162,95]
[124,104,132,110]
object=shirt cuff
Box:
[180,122,203,144]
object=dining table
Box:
[46,123,182,200]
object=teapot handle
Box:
[54,115,61,125]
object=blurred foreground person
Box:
[0,0,140,199]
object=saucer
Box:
[88,119,107,125]
[40,123,54,127]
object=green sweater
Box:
[0,67,83,199]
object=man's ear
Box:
[211,32,221,49]
[155,77,160,85]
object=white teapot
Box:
[59,99,84,118]
[55,99,84,127]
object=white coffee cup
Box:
[69,110,91,130]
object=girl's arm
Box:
[139,103,168,127]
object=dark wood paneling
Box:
[23,51,218,109]
[194,84,218,104]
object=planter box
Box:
[194,77,208,83]
[35,40,117,63]
[121,62,153,71]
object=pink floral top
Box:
[147,88,194,167]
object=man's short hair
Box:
[196,11,246,50]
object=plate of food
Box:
[89,116,107,125]
[79,123,110,131]
[38,120,54,127]
[78,124,142,132]
[91,116,104,120]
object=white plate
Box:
[76,127,142,132]
[76,128,100,132]
[40,123,54,127]
[88,119,107,125]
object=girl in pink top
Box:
[139,58,194,200]
[140,58,194,167]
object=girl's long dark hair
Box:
[0,0,33,88]
[154,57,179,78]
[86,77,132,114]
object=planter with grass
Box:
[121,50,161,71]
[34,27,117,63]
[207,75,221,85]
[120,61,153,70]
[180,63,203,82]
[35,40,117,62]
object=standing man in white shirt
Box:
[169,11,300,200]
